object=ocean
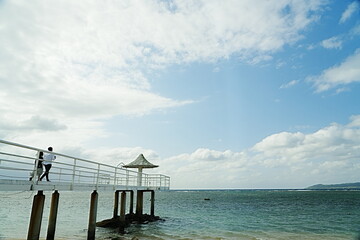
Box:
[0,190,359,239]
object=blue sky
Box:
[1,0,360,189]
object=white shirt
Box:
[43,153,56,165]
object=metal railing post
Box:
[96,164,100,189]
[71,159,77,190]
[31,151,41,184]
[126,170,129,187]
[58,169,62,182]
[114,167,117,188]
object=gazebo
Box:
[123,154,158,186]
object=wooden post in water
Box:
[46,190,60,240]
[150,190,155,217]
[113,190,119,218]
[87,190,98,240]
[136,190,143,220]
[27,190,45,240]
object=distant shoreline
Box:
[170,188,360,191]
[306,182,360,190]
[171,183,360,191]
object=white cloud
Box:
[339,1,359,24]
[248,55,273,65]
[320,160,347,171]
[321,36,343,49]
[0,116,66,132]
[169,116,360,188]
[280,80,299,89]
[308,49,360,92]
[276,60,286,69]
[351,23,360,36]
[348,115,360,127]
[78,115,359,189]
[252,118,360,168]
[0,0,326,148]
[80,146,160,167]
[335,87,350,94]
[157,149,250,189]
[9,115,356,189]
[1,1,358,189]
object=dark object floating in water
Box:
[204,198,210,200]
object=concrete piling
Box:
[136,190,155,220]
[150,190,155,217]
[114,190,133,218]
[136,190,144,219]
[27,190,45,240]
[93,189,159,233]
[120,191,126,222]
[87,190,98,240]
[119,191,127,233]
[26,189,155,239]
[113,190,119,218]
[129,190,134,214]
[46,190,60,240]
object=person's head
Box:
[48,147,53,151]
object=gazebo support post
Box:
[137,167,142,186]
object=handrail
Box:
[0,139,170,190]
[0,139,127,170]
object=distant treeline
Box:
[306,182,360,190]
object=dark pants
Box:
[40,164,52,181]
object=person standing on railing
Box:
[40,147,56,182]
[29,151,44,181]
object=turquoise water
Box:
[0,190,360,239]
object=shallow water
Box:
[0,190,359,239]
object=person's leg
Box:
[40,170,45,181]
[29,170,35,181]
[40,165,49,181]
[37,168,43,181]
[45,164,52,181]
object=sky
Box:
[1,0,360,189]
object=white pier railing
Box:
[0,139,170,191]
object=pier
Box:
[0,139,170,239]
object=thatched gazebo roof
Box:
[123,154,158,169]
